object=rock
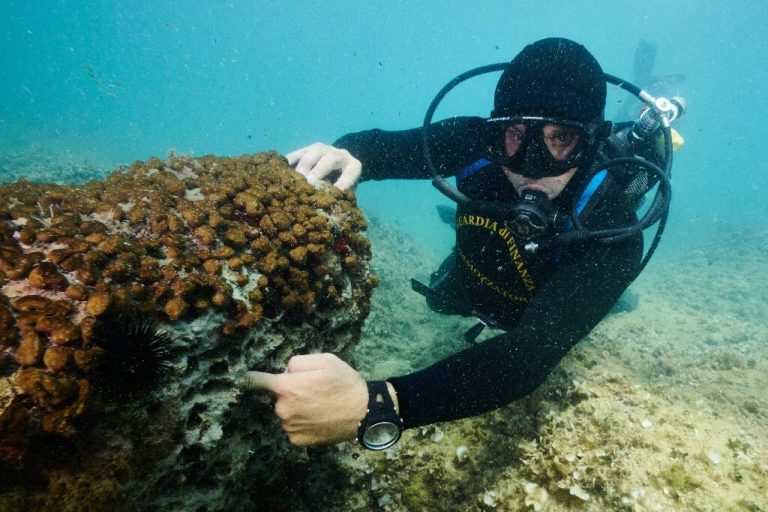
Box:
[0,152,376,510]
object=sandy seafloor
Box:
[338,218,768,512]
[1,149,767,512]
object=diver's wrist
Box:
[357,381,403,450]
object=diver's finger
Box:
[243,370,281,392]
[293,144,329,176]
[286,143,326,166]
[304,152,341,183]
[285,146,309,166]
[333,161,362,190]
[285,353,332,373]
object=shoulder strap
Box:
[562,169,609,233]
[457,158,492,181]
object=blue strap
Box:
[457,158,492,181]
[557,169,608,265]
[575,169,608,216]
[563,169,608,233]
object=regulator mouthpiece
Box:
[506,189,557,240]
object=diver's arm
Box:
[388,234,642,428]
[333,116,487,181]
[286,117,484,189]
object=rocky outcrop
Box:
[0,152,376,510]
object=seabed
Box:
[341,220,768,511]
[1,147,766,511]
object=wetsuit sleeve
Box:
[333,117,487,181]
[388,234,642,428]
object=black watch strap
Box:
[368,380,395,409]
[357,381,403,450]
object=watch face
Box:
[362,421,401,450]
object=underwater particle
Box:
[641,419,653,429]
[91,313,174,394]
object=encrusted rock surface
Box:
[0,152,376,510]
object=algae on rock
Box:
[0,151,376,511]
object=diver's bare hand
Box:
[286,143,362,190]
[243,353,368,447]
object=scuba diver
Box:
[245,37,685,450]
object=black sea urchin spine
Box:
[93,314,174,394]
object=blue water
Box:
[2,0,767,259]
[2,3,768,510]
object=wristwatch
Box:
[357,381,404,450]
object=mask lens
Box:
[503,123,527,157]
[499,120,585,159]
[542,124,582,161]
[487,117,592,178]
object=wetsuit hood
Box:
[492,37,607,124]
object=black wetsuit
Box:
[336,117,654,428]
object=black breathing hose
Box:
[636,124,674,272]
[422,62,508,202]
[603,73,645,99]
[420,64,674,264]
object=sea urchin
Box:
[91,313,174,395]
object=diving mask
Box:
[486,116,608,179]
